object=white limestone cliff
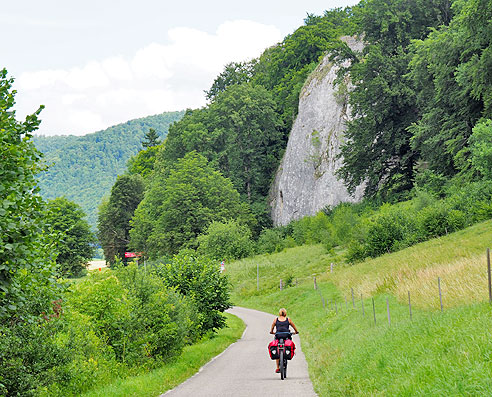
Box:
[270,37,365,226]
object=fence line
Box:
[242,249,492,329]
[266,249,492,329]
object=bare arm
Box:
[270,318,276,334]
[289,318,299,334]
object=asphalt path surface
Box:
[162,306,317,397]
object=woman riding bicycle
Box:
[269,308,298,373]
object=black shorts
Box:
[275,332,292,340]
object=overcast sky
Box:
[2,0,359,136]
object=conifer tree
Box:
[142,127,161,148]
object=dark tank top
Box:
[276,317,290,333]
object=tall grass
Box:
[231,219,492,310]
[327,220,492,309]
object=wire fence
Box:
[251,249,492,327]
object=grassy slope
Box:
[82,313,244,397]
[229,219,492,395]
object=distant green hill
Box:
[33,111,185,228]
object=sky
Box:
[2,0,359,136]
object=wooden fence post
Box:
[488,248,491,304]
[257,264,259,291]
[438,277,443,312]
[372,298,376,325]
[386,297,391,326]
[408,291,412,321]
[280,279,283,291]
[361,293,365,317]
[313,276,317,290]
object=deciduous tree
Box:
[97,174,145,264]
[46,197,95,277]
[132,152,252,257]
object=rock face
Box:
[270,37,365,226]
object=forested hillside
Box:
[33,111,184,227]
[106,0,491,264]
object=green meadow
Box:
[228,220,492,395]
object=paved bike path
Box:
[162,306,317,397]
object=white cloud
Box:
[14,20,282,136]
[101,57,133,81]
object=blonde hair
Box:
[279,308,287,316]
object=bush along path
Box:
[81,313,245,397]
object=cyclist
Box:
[269,308,299,373]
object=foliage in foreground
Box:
[1,255,230,396]
[0,68,60,324]
[81,313,244,397]
[155,254,231,334]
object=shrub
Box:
[345,240,367,264]
[257,228,287,254]
[414,168,448,197]
[468,119,492,180]
[291,218,310,245]
[291,212,333,246]
[197,220,254,261]
[416,203,460,239]
[0,320,70,396]
[155,254,231,335]
[115,265,198,359]
[66,266,195,366]
[38,310,120,396]
[330,204,362,246]
[365,205,415,258]
[67,271,131,360]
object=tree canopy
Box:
[33,111,184,228]
[338,0,454,198]
[45,197,95,277]
[97,174,145,264]
[130,151,252,257]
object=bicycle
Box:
[271,331,296,380]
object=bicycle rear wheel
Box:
[279,351,285,380]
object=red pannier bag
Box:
[268,339,279,360]
[284,339,296,360]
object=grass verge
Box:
[228,220,492,395]
[234,283,492,395]
[82,313,245,397]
